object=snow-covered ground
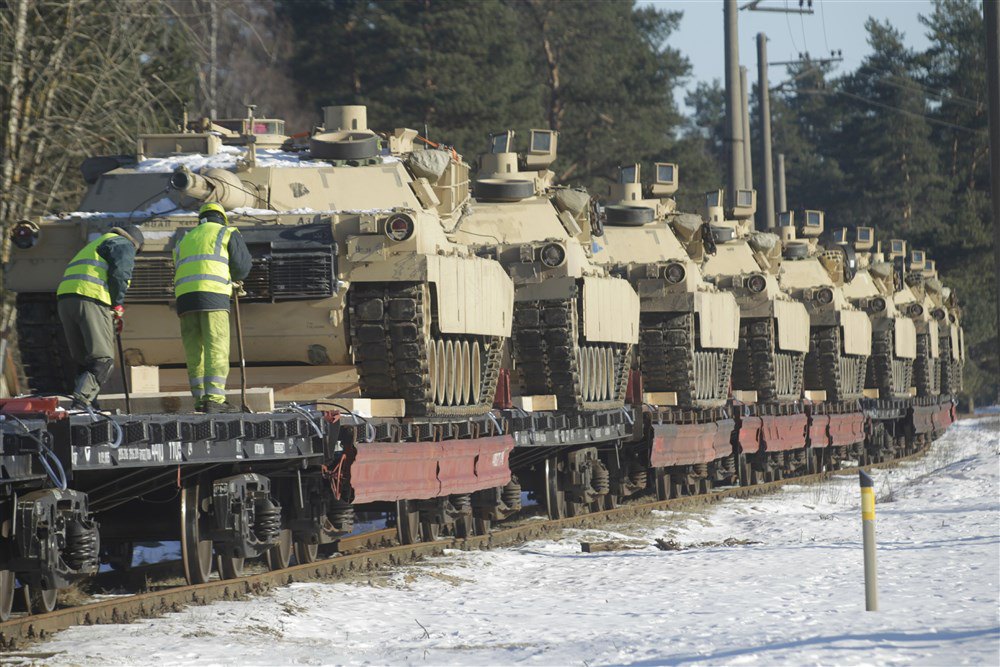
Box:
[19,417,1000,666]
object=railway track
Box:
[0,443,930,650]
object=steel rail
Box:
[0,444,931,649]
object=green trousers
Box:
[179,310,230,406]
[57,296,115,405]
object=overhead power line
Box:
[798,87,988,136]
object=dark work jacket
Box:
[57,235,137,308]
[176,229,253,315]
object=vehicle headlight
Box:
[539,242,566,268]
[383,213,415,242]
[664,262,686,284]
[908,303,924,317]
[814,287,834,305]
[746,273,767,294]
[11,220,39,250]
[931,308,946,321]
[867,296,886,313]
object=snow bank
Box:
[134,147,399,173]
[24,417,1000,666]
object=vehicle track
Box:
[0,442,933,650]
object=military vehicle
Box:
[591,163,739,408]
[929,267,965,396]
[774,211,871,403]
[698,191,811,403]
[835,227,916,399]
[451,130,639,412]
[5,105,514,417]
[916,257,964,396]
[883,241,941,398]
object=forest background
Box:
[0,0,995,406]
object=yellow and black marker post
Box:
[860,469,878,611]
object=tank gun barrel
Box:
[169,166,259,211]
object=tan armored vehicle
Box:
[920,259,965,396]
[774,211,872,403]
[910,249,964,397]
[883,241,941,398]
[836,227,916,399]
[451,130,640,411]
[590,163,739,408]
[5,105,514,416]
[698,191,810,403]
[938,284,965,396]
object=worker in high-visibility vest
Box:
[57,224,145,409]
[173,202,252,413]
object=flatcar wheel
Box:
[543,458,567,519]
[181,482,214,585]
[396,500,421,545]
[29,585,57,614]
[218,555,245,580]
[265,529,293,571]
[0,570,14,621]
[602,494,619,511]
[294,541,319,565]
[654,468,669,501]
[473,517,492,536]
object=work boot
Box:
[203,400,241,414]
[70,397,91,412]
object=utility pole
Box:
[209,0,218,119]
[724,0,744,211]
[777,153,787,214]
[740,66,753,192]
[757,33,775,230]
[740,65,755,227]
[986,0,1000,403]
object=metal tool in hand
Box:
[233,281,250,413]
[115,331,131,414]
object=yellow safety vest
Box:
[173,221,235,298]
[57,233,117,305]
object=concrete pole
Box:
[859,470,878,611]
[724,0,743,211]
[209,0,218,119]
[740,65,755,227]
[777,153,787,213]
[757,33,775,230]
[985,0,1000,404]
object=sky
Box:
[642,0,935,100]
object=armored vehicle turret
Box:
[591,163,739,408]
[775,211,872,402]
[5,105,514,416]
[836,227,916,399]
[451,130,640,411]
[698,191,811,404]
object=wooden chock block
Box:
[642,392,678,406]
[732,390,757,404]
[325,397,405,418]
[129,366,160,394]
[512,395,558,412]
[863,388,880,399]
[804,390,827,402]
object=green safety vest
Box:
[173,221,235,298]
[57,233,117,305]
